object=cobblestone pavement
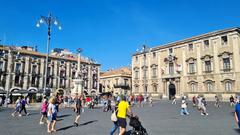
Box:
[0,100,239,135]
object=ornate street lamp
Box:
[36,13,61,96]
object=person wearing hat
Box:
[117,95,132,135]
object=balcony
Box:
[114,83,130,89]
[221,68,232,72]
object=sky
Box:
[0,0,240,71]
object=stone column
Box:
[65,62,70,94]
[39,58,45,89]
[23,57,30,90]
[53,60,58,89]
[97,66,100,94]
[88,64,91,92]
[5,51,13,92]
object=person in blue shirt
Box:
[234,101,240,128]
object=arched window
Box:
[225,81,232,91]
[153,84,157,92]
[207,82,213,91]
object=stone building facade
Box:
[0,45,100,96]
[132,27,240,100]
[100,67,132,96]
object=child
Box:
[39,98,48,124]
[47,97,57,133]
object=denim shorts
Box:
[48,114,57,122]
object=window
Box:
[189,63,195,74]
[0,61,3,71]
[191,83,196,92]
[205,61,211,72]
[188,44,193,51]
[223,58,230,71]
[32,65,37,74]
[47,67,51,76]
[15,63,21,72]
[152,67,157,78]
[72,71,76,79]
[135,70,139,79]
[169,48,173,54]
[143,69,147,78]
[135,56,138,62]
[153,52,156,58]
[204,40,209,49]
[207,82,213,91]
[169,63,174,75]
[153,85,157,92]
[225,81,232,91]
[221,36,228,45]
[115,79,119,85]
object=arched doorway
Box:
[168,83,176,100]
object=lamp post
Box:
[36,13,61,96]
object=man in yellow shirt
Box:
[117,96,132,135]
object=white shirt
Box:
[47,103,56,116]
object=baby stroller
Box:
[129,116,148,135]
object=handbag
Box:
[111,110,118,122]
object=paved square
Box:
[0,100,239,135]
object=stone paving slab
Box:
[0,101,239,135]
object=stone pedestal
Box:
[71,79,83,96]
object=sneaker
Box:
[201,113,204,116]
[19,114,22,117]
[74,122,78,127]
[11,113,15,117]
[39,122,44,125]
[206,113,209,116]
[26,113,30,116]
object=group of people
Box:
[38,93,85,133]
[179,95,209,116]
[11,96,30,117]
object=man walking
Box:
[117,96,132,135]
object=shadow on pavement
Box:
[57,114,71,118]
[57,125,74,131]
[234,128,240,133]
[79,120,98,126]
[125,130,132,135]
[56,118,64,122]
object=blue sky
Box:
[0,0,240,71]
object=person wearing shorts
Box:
[39,98,48,124]
[47,97,57,133]
[117,96,132,135]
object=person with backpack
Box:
[39,98,48,124]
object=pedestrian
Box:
[74,94,84,127]
[214,96,220,108]
[26,96,30,105]
[19,96,30,116]
[149,96,153,107]
[106,98,112,112]
[47,97,57,133]
[117,95,132,135]
[39,98,48,124]
[192,96,196,107]
[64,96,68,108]
[200,98,208,116]
[180,98,189,115]
[197,96,202,110]
[0,97,2,106]
[172,96,177,105]
[234,100,240,128]
[11,97,21,117]
[110,100,119,135]
[230,95,235,106]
